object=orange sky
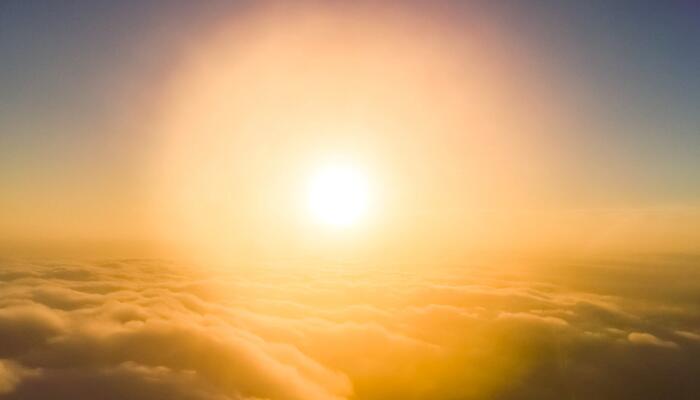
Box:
[1,2,698,263]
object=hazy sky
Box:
[0,1,698,259]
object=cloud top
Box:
[0,257,698,399]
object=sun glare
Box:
[307,163,370,228]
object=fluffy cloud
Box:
[0,257,698,399]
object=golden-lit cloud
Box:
[0,257,698,399]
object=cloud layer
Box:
[0,256,699,399]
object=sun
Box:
[307,163,370,228]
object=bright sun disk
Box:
[307,164,370,228]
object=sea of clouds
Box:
[0,256,698,399]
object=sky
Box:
[1,1,699,262]
[1,2,700,399]
[1,1,699,256]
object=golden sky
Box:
[144,3,699,265]
[0,2,698,263]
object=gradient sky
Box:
[0,1,699,258]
